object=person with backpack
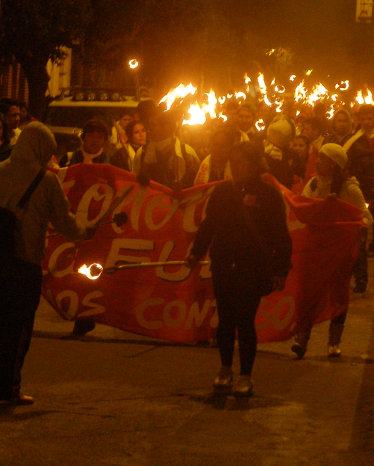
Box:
[0,122,96,405]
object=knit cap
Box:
[266,118,294,148]
[319,143,347,169]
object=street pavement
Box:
[1,262,374,465]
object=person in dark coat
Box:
[186,141,292,396]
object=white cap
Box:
[319,143,348,170]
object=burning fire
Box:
[128,59,139,70]
[157,68,374,131]
[159,83,197,111]
[78,263,103,280]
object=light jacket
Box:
[0,122,86,264]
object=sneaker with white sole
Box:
[233,375,254,397]
[328,345,341,358]
[213,366,233,388]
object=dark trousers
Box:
[213,272,261,376]
[352,235,368,287]
[0,260,42,399]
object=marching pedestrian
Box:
[0,122,96,405]
[186,141,292,395]
[292,143,372,358]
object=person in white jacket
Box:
[0,122,95,405]
[292,143,372,359]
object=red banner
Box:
[42,164,362,343]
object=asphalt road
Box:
[1,266,374,465]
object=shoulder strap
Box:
[17,168,46,209]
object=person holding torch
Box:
[186,141,292,396]
[0,122,96,405]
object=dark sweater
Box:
[191,179,292,291]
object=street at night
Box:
[1,264,374,465]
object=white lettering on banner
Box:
[129,187,148,231]
[163,300,186,328]
[185,299,213,329]
[105,238,154,268]
[135,298,217,330]
[157,241,190,282]
[135,299,164,330]
[55,290,106,320]
[56,290,79,320]
[78,291,106,317]
[48,242,76,277]
[112,185,139,233]
[145,195,179,230]
[255,296,296,331]
[76,183,114,226]
[178,189,213,233]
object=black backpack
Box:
[0,169,45,263]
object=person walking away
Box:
[0,122,96,405]
[291,143,372,359]
[186,141,292,395]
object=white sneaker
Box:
[233,375,254,397]
[328,345,341,358]
[213,366,233,388]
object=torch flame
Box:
[128,59,139,69]
[255,119,266,131]
[78,263,103,280]
[159,83,197,111]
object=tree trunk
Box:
[21,58,50,121]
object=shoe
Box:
[72,318,96,336]
[0,394,34,405]
[353,283,367,294]
[213,366,233,388]
[328,345,342,358]
[291,344,306,359]
[233,375,254,397]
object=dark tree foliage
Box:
[0,0,92,118]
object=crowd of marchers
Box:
[0,93,373,402]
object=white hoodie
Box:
[0,122,86,264]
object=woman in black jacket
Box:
[187,141,292,396]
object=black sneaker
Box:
[291,344,306,359]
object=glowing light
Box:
[257,73,267,95]
[255,119,266,131]
[78,263,103,280]
[306,69,313,76]
[182,103,206,126]
[335,80,350,91]
[355,89,374,105]
[128,59,139,69]
[159,83,197,111]
[235,91,247,100]
[290,75,296,81]
[218,96,226,105]
[266,49,276,56]
[274,85,285,94]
